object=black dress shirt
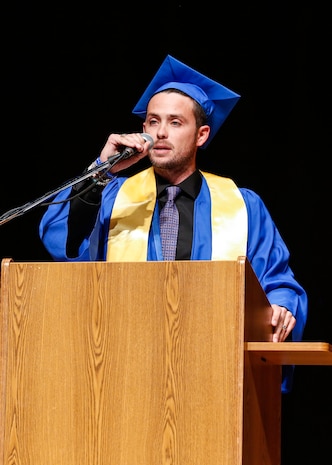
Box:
[156,170,202,260]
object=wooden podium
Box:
[1,257,331,465]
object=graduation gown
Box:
[39,167,308,391]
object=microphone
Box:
[117,133,154,160]
[87,133,154,182]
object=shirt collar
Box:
[156,170,202,200]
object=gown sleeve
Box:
[240,188,308,392]
[39,177,122,261]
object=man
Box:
[39,55,307,391]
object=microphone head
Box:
[141,133,154,149]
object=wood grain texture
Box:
[1,259,249,465]
[246,342,332,365]
[4,258,324,464]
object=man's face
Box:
[143,91,209,174]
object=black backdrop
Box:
[1,3,331,463]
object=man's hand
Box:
[99,133,152,173]
[271,304,296,342]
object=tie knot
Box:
[166,185,181,201]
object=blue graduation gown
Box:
[39,172,308,392]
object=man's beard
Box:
[149,148,196,171]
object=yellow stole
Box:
[107,167,247,261]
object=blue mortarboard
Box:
[132,55,240,149]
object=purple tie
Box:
[160,186,181,260]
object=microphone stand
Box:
[0,153,123,226]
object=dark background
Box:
[1,3,331,463]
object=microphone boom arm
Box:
[0,155,119,226]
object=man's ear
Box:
[196,125,210,147]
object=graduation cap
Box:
[132,55,240,149]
